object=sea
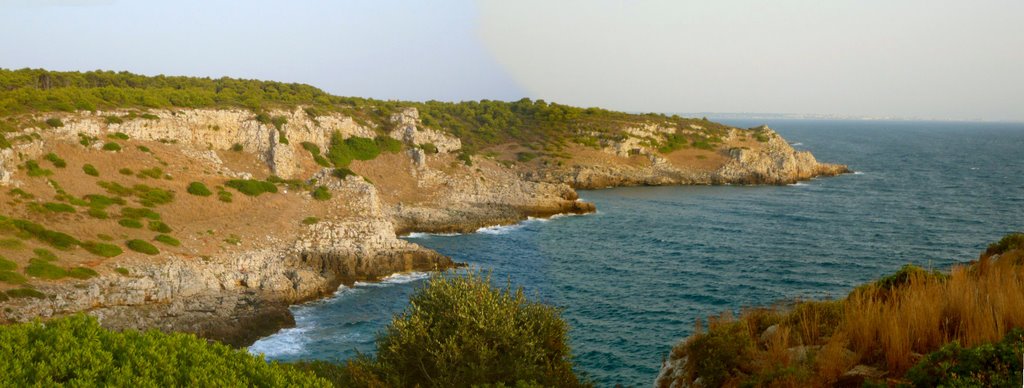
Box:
[250,119,1024,386]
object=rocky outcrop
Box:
[714,126,849,184]
[388,107,462,153]
[527,126,848,189]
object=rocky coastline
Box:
[0,107,847,346]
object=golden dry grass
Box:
[670,243,1024,386]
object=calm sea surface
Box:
[251,120,1024,386]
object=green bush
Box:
[140,113,159,120]
[187,182,212,196]
[311,186,331,201]
[0,270,27,285]
[126,239,159,255]
[344,136,380,160]
[25,258,67,279]
[148,221,172,233]
[105,115,123,124]
[81,241,122,258]
[302,141,332,167]
[137,167,163,179]
[986,232,1024,256]
[42,202,76,213]
[674,320,753,388]
[0,257,16,271]
[33,248,58,261]
[5,288,45,299]
[331,168,355,180]
[67,267,99,279]
[120,207,160,220]
[301,217,320,225]
[102,142,122,151]
[225,179,278,196]
[82,164,100,176]
[342,271,584,387]
[44,153,66,168]
[118,219,143,229]
[115,267,130,276]
[84,194,124,208]
[217,189,233,203]
[231,143,243,152]
[132,184,174,207]
[0,315,329,386]
[8,188,34,200]
[153,234,181,247]
[45,118,64,128]
[0,134,10,149]
[24,160,52,177]
[119,168,133,175]
[0,238,23,249]
[11,219,79,250]
[108,132,130,140]
[906,328,1024,387]
[375,135,403,153]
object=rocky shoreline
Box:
[0,107,848,346]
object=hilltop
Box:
[0,69,847,343]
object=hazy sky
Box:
[1,0,1021,121]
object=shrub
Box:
[0,238,23,249]
[677,318,753,388]
[44,153,66,168]
[225,179,278,196]
[0,134,10,149]
[375,135,403,153]
[45,118,64,128]
[81,241,123,258]
[5,288,45,299]
[457,150,473,166]
[84,194,124,208]
[301,141,331,167]
[0,270,27,285]
[118,219,143,229]
[344,136,380,160]
[119,168,133,175]
[42,202,75,213]
[231,143,243,152]
[0,315,329,386]
[108,132,130,140]
[104,115,123,124]
[344,271,584,387]
[301,217,319,225]
[0,257,16,271]
[986,232,1024,255]
[906,328,1024,387]
[33,248,58,261]
[271,115,288,131]
[102,142,122,151]
[115,267,130,276]
[8,188,34,200]
[126,239,159,255]
[136,145,151,153]
[187,182,213,196]
[120,207,160,220]
[24,160,52,177]
[25,258,67,279]
[82,164,99,176]
[148,221,172,233]
[132,184,174,207]
[331,168,355,180]
[137,167,163,179]
[153,234,181,247]
[311,186,331,201]
[67,267,99,279]
[217,189,233,203]
[140,113,159,120]
[11,219,79,250]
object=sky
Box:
[1,0,1022,121]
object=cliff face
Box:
[0,107,844,345]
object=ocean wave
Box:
[248,325,310,357]
[788,182,810,187]
[405,231,463,238]
[853,171,865,175]
[476,223,525,235]
[790,142,804,146]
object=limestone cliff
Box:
[0,107,845,345]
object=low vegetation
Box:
[126,239,159,255]
[301,271,586,387]
[660,233,1024,387]
[311,186,331,201]
[0,315,329,386]
[153,234,181,247]
[225,179,277,196]
[186,181,212,196]
[81,164,99,176]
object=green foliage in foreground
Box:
[225,179,278,197]
[0,315,329,386]
[321,271,585,387]
[311,186,331,201]
[906,328,1024,387]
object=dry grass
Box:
[668,243,1024,386]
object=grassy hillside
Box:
[0,68,732,156]
[659,233,1024,387]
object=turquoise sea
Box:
[250,120,1024,386]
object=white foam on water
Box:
[791,142,804,146]
[475,223,524,235]
[380,271,430,284]
[788,182,810,187]
[248,324,311,357]
[853,171,865,175]
[405,231,463,238]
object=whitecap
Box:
[380,271,430,284]
[788,182,809,187]
[791,142,804,146]
[853,171,865,175]
[404,231,463,238]
[475,223,524,235]
[248,325,310,357]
